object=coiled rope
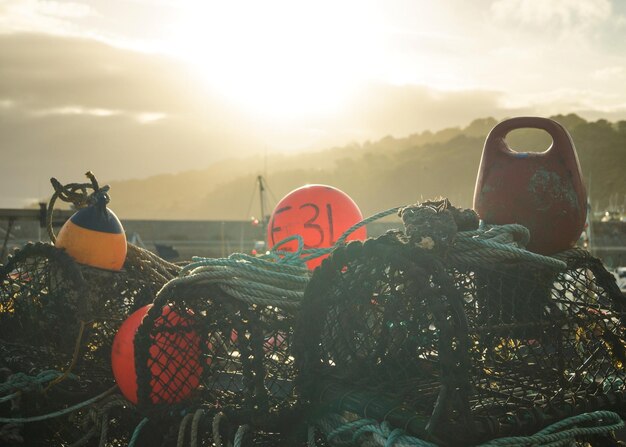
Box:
[310,411,623,447]
[450,223,567,270]
[171,208,400,309]
[0,200,579,445]
[172,204,567,312]
[478,411,624,447]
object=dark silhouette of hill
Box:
[108,115,626,220]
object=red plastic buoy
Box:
[473,117,587,255]
[267,184,366,269]
[111,304,203,405]
[55,189,127,271]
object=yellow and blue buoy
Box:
[55,187,127,271]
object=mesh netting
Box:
[294,227,626,446]
[0,242,178,445]
[2,195,626,446]
[130,260,309,445]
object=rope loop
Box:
[46,171,110,242]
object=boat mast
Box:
[257,175,267,238]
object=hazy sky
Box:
[1,0,626,205]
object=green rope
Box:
[478,411,624,447]
[174,237,311,309]
[314,414,438,447]
[0,370,78,404]
[128,417,149,447]
[451,223,567,270]
[313,411,623,447]
[299,207,401,263]
[171,208,401,310]
[0,386,115,423]
[234,424,250,447]
[171,205,571,311]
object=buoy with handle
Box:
[55,184,127,271]
[473,117,587,255]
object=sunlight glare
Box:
[167,0,381,121]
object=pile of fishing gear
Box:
[1,174,625,446]
[296,199,626,446]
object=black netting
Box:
[132,279,305,444]
[2,196,626,446]
[0,242,177,445]
[294,232,626,446]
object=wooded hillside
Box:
[108,115,626,220]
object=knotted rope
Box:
[0,370,76,404]
[168,202,568,312]
[310,411,623,447]
[169,208,401,309]
[176,239,310,309]
[47,171,107,243]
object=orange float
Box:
[267,184,366,269]
[111,304,203,405]
[55,190,127,270]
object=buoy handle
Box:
[485,116,575,158]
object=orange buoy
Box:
[111,304,204,405]
[473,117,587,255]
[267,184,366,269]
[55,187,127,270]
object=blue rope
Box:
[300,207,401,264]
[183,207,402,273]
[0,370,73,403]
[478,411,624,447]
[316,411,623,447]
[318,414,438,447]
[185,203,569,275]
[0,386,114,423]
[128,417,149,447]
[172,207,401,309]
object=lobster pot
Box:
[0,243,87,371]
[294,234,626,446]
[133,282,301,440]
[0,242,176,446]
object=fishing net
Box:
[130,253,311,446]
[0,241,178,446]
[0,173,181,446]
[295,200,626,446]
[2,183,625,446]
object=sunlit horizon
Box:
[1,0,626,207]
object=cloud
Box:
[491,0,612,29]
[0,33,263,202]
[592,66,625,81]
[1,31,625,206]
[35,1,94,19]
[31,106,121,117]
[0,0,95,35]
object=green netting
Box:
[130,254,311,446]
[0,242,178,446]
[294,201,626,447]
[2,198,626,446]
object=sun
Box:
[165,1,381,121]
